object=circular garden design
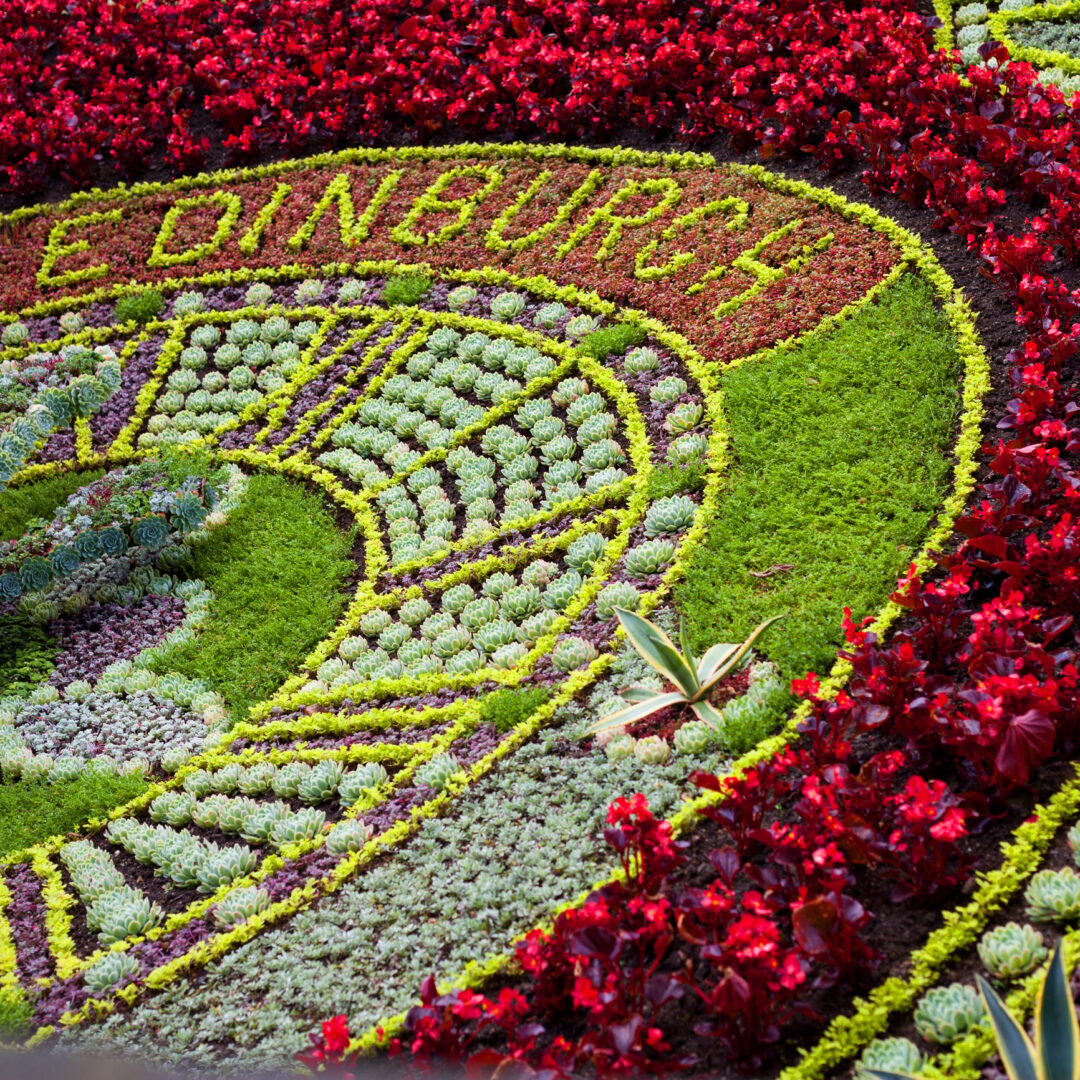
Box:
[1,17,1080,1079]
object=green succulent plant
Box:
[625,347,660,374]
[92,894,163,944]
[1026,868,1080,923]
[551,636,599,672]
[623,539,676,578]
[298,760,346,805]
[866,942,1080,1080]
[270,808,327,848]
[338,763,389,806]
[912,983,985,1045]
[566,532,607,574]
[542,572,583,612]
[84,950,141,993]
[587,609,783,737]
[673,720,717,756]
[416,753,465,793]
[326,818,376,856]
[856,1037,925,1079]
[644,495,697,537]
[633,735,671,765]
[979,923,1049,981]
[197,847,260,894]
[238,803,290,845]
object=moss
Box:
[646,462,707,499]
[0,991,32,1040]
[0,773,147,856]
[0,468,104,541]
[151,472,357,719]
[0,613,56,698]
[480,686,552,733]
[677,273,961,678]
[577,322,646,360]
[381,273,433,307]
[114,289,165,325]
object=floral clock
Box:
[0,145,986,1059]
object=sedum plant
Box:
[587,609,783,737]
[979,923,1048,981]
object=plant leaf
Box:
[695,642,740,685]
[1036,941,1080,1080]
[859,1071,920,1080]
[584,692,687,736]
[621,686,661,702]
[694,614,786,700]
[678,617,698,673]
[615,608,698,697]
[690,698,726,731]
[977,974,1038,1080]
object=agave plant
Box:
[586,609,784,736]
[864,940,1078,1080]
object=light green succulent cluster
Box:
[913,983,985,1045]
[633,735,671,765]
[143,314,312,449]
[856,1036,925,1078]
[182,759,361,808]
[644,495,698,538]
[672,720,718,756]
[107,817,257,892]
[61,840,163,945]
[1025,867,1080,923]
[622,539,677,578]
[320,343,627,564]
[326,818,376,856]
[318,326,559,509]
[212,886,272,929]
[978,922,1048,981]
[415,753,465,793]
[595,581,641,618]
[551,636,600,672]
[326,541,605,685]
[84,950,142,993]
[338,762,390,806]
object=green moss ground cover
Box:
[677,273,960,676]
[150,472,357,719]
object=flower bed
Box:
[4,0,1080,1072]
[0,143,989,1072]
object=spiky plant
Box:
[587,610,784,737]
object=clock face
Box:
[0,147,984,1044]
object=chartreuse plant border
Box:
[0,147,988,1048]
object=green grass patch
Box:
[381,273,433,306]
[114,288,165,324]
[578,322,646,360]
[0,773,147,857]
[646,462,708,500]
[0,468,103,541]
[676,273,962,678]
[152,472,357,719]
[0,613,57,698]
[480,686,552,733]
